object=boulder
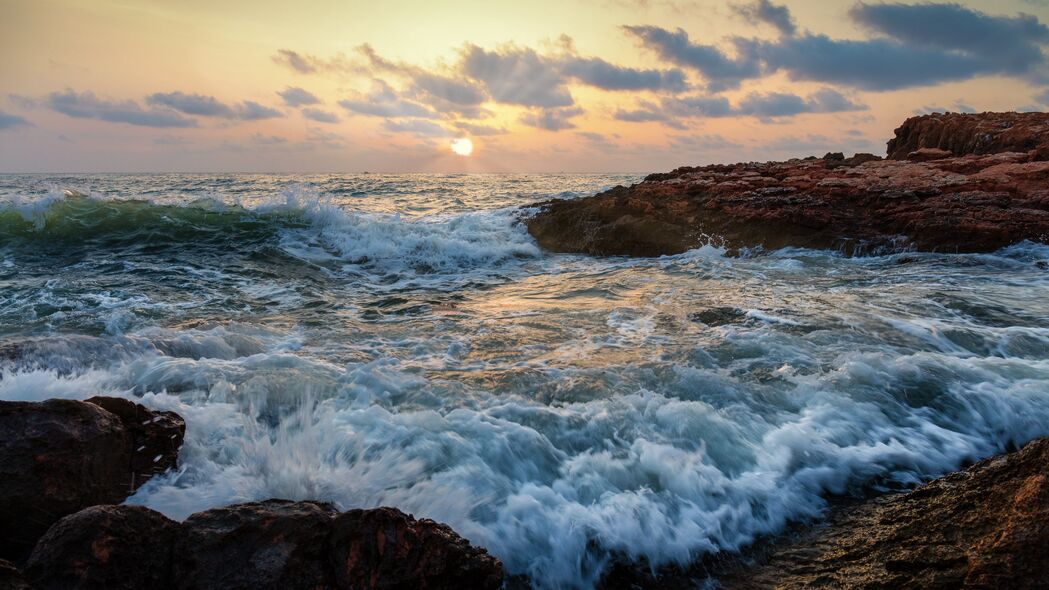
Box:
[24,505,179,590]
[330,507,505,590]
[173,500,338,590]
[0,397,184,562]
[0,559,33,590]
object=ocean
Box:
[2,173,1048,588]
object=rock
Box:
[525,113,1049,257]
[0,559,33,590]
[0,397,184,562]
[85,396,185,489]
[24,505,178,590]
[174,500,338,590]
[720,437,1049,589]
[906,147,953,162]
[690,307,746,326]
[886,111,1049,160]
[330,506,505,590]
[20,500,505,590]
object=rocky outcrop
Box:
[525,112,1049,257]
[887,111,1049,161]
[20,500,504,590]
[0,397,184,561]
[718,437,1049,589]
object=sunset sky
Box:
[2,0,1048,172]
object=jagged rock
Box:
[886,111,1049,160]
[21,501,505,590]
[24,505,178,590]
[0,397,184,562]
[173,500,338,590]
[85,396,185,489]
[330,507,505,590]
[526,113,1049,257]
[720,437,1049,589]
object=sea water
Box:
[1,173,1048,588]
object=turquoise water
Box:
[2,173,1048,588]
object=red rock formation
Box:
[887,111,1049,161]
[0,397,184,562]
[526,113,1049,257]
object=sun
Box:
[450,137,473,156]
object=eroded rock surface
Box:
[0,397,184,561]
[720,437,1049,589]
[20,500,504,590]
[526,113,1049,256]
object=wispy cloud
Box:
[47,89,197,127]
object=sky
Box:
[2,0,1049,173]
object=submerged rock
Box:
[526,112,1049,257]
[720,437,1049,589]
[21,500,504,590]
[0,397,184,561]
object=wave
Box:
[4,326,1049,588]
[0,191,541,277]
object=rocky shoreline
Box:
[525,112,1049,257]
[2,397,1047,588]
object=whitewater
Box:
[2,173,1048,588]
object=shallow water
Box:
[2,173,1048,588]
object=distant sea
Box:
[2,173,1048,588]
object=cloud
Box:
[453,121,507,136]
[461,44,575,108]
[1037,89,1049,105]
[278,86,320,107]
[147,92,235,117]
[519,106,584,131]
[338,80,436,118]
[669,134,743,150]
[272,49,355,74]
[236,100,283,120]
[0,110,31,130]
[47,89,197,127]
[618,88,864,125]
[249,133,287,145]
[301,108,339,123]
[147,92,283,120]
[382,118,452,137]
[558,56,687,91]
[624,26,760,91]
[732,0,796,36]
[629,4,1049,92]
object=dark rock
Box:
[690,307,746,326]
[906,147,953,162]
[0,559,33,590]
[85,396,185,489]
[887,111,1049,160]
[330,506,504,590]
[0,397,184,562]
[720,437,1049,589]
[174,500,338,590]
[525,113,1049,257]
[24,505,178,590]
[21,500,505,590]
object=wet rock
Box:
[525,113,1049,257]
[330,506,505,590]
[690,307,746,326]
[174,500,338,590]
[85,396,185,489]
[906,147,953,162]
[0,397,184,562]
[24,505,178,590]
[721,437,1049,589]
[886,111,1049,160]
[20,500,505,590]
